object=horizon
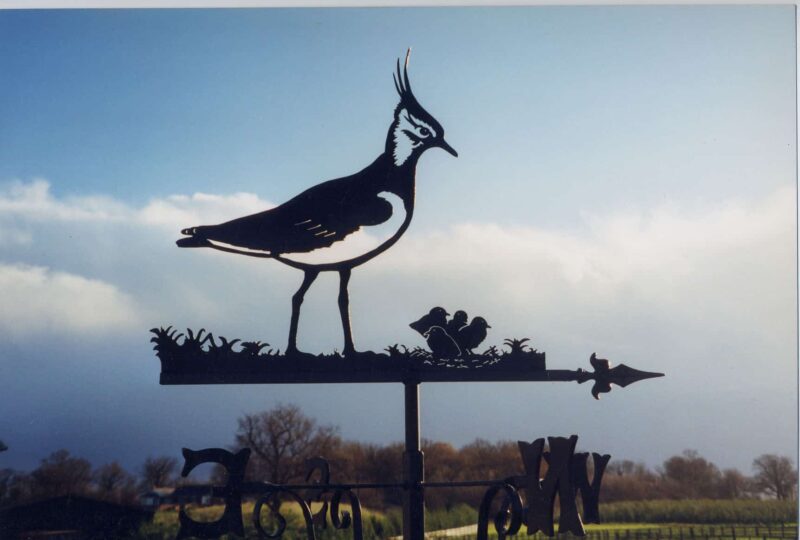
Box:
[0,5,796,475]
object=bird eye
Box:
[419,127,430,137]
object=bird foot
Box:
[284,347,317,361]
[343,348,369,360]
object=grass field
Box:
[461,523,798,540]
[600,500,797,525]
[135,500,798,539]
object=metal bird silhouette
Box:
[455,316,491,355]
[409,307,450,336]
[424,326,461,358]
[445,310,468,337]
[176,50,457,358]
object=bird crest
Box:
[393,49,418,109]
[389,49,456,165]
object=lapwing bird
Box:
[409,307,450,337]
[177,50,457,358]
[455,316,491,355]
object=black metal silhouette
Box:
[176,50,457,358]
[445,309,468,337]
[424,326,461,357]
[410,307,490,356]
[409,306,449,336]
[455,316,491,354]
[477,436,612,540]
[174,435,609,540]
[577,353,664,399]
[155,50,667,540]
[151,326,662,394]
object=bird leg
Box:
[286,269,318,357]
[338,268,357,357]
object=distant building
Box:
[139,485,214,509]
[139,486,175,508]
[0,495,153,540]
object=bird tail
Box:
[409,320,430,336]
[176,226,213,248]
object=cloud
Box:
[0,226,33,246]
[375,184,795,294]
[138,192,272,228]
[0,263,143,338]
[0,178,794,356]
[0,178,273,229]
[0,179,131,222]
[359,184,796,357]
[0,178,794,473]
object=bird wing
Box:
[185,176,394,254]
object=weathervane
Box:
[153,49,663,540]
[177,49,456,359]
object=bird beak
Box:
[437,139,458,157]
[486,324,492,328]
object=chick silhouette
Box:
[424,326,461,358]
[445,310,468,337]
[410,307,449,336]
[455,316,491,355]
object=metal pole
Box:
[403,381,425,540]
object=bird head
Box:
[471,317,491,329]
[423,326,446,339]
[387,49,457,167]
[429,306,449,319]
[452,310,468,325]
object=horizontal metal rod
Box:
[179,478,508,496]
[161,369,582,385]
[421,480,505,488]
[242,481,407,492]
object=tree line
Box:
[0,449,182,507]
[1,404,796,510]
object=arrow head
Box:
[580,353,664,399]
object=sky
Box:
[0,6,796,476]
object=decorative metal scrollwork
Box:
[253,490,316,540]
[330,489,363,539]
[175,448,364,540]
[476,482,524,540]
[176,434,608,540]
[576,353,664,399]
[176,448,250,540]
[247,483,364,540]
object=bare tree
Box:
[140,456,178,489]
[234,403,340,484]
[717,468,751,499]
[752,454,797,500]
[661,449,721,499]
[94,462,138,504]
[603,460,666,501]
[459,439,520,480]
[607,460,651,477]
[0,469,30,506]
[29,449,93,498]
[329,440,404,508]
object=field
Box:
[135,500,797,540]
